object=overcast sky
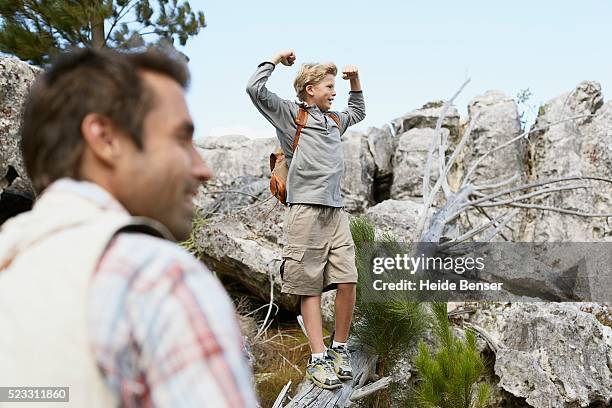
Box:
[182,0,612,139]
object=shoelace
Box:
[313,356,337,376]
[333,347,350,363]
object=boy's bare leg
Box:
[301,295,326,353]
[333,283,356,342]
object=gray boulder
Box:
[449,91,524,241]
[341,131,375,212]
[366,125,395,178]
[463,90,523,186]
[387,101,461,201]
[365,199,421,241]
[391,128,446,199]
[195,135,277,185]
[194,135,278,211]
[520,81,612,241]
[0,57,39,224]
[193,205,293,306]
[0,57,38,193]
[471,302,612,408]
[365,125,396,203]
[391,100,461,141]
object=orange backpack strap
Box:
[327,112,341,129]
[292,107,308,152]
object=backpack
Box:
[269,107,341,205]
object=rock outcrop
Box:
[341,131,375,212]
[470,302,612,407]
[0,57,39,223]
[520,81,612,241]
[391,127,446,199]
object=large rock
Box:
[195,135,277,185]
[391,100,461,141]
[471,302,612,408]
[387,101,461,201]
[390,128,446,199]
[193,135,278,217]
[0,57,39,223]
[520,81,612,241]
[365,125,396,203]
[366,125,395,178]
[448,91,524,241]
[365,199,421,241]
[468,243,610,301]
[341,131,375,212]
[461,90,523,185]
[0,57,38,189]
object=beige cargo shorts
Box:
[280,204,358,296]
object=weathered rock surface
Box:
[194,135,277,211]
[0,57,38,223]
[391,100,461,141]
[0,57,38,189]
[449,91,524,241]
[463,90,523,185]
[366,125,395,179]
[365,199,421,241]
[193,204,294,307]
[470,302,612,408]
[390,127,446,199]
[520,81,612,241]
[341,131,375,212]
[365,125,395,203]
[195,135,277,186]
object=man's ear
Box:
[81,113,122,167]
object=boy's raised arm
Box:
[245,50,297,133]
[338,65,366,134]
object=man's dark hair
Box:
[20,47,190,193]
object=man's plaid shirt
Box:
[69,180,258,407]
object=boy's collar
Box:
[296,99,312,108]
[295,99,325,113]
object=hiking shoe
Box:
[327,345,353,380]
[305,355,342,389]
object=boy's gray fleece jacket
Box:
[246,62,365,207]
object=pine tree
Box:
[350,217,429,407]
[413,301,490,408]
[0,1,205,65]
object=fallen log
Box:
[280,345,389,408]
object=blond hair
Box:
[293,62,337,101]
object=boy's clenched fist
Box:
[272,50,296,66]
[341,66,359,80]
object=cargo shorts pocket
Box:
[281,246,306,282]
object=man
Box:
[246,50,365,389]
[0,48,257,407]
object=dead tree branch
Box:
[423,78,471,200]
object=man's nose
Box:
[191,146,213,182]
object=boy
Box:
[246,50,365,389]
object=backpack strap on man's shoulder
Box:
[293,107,308,152]
[326,112,341,128]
